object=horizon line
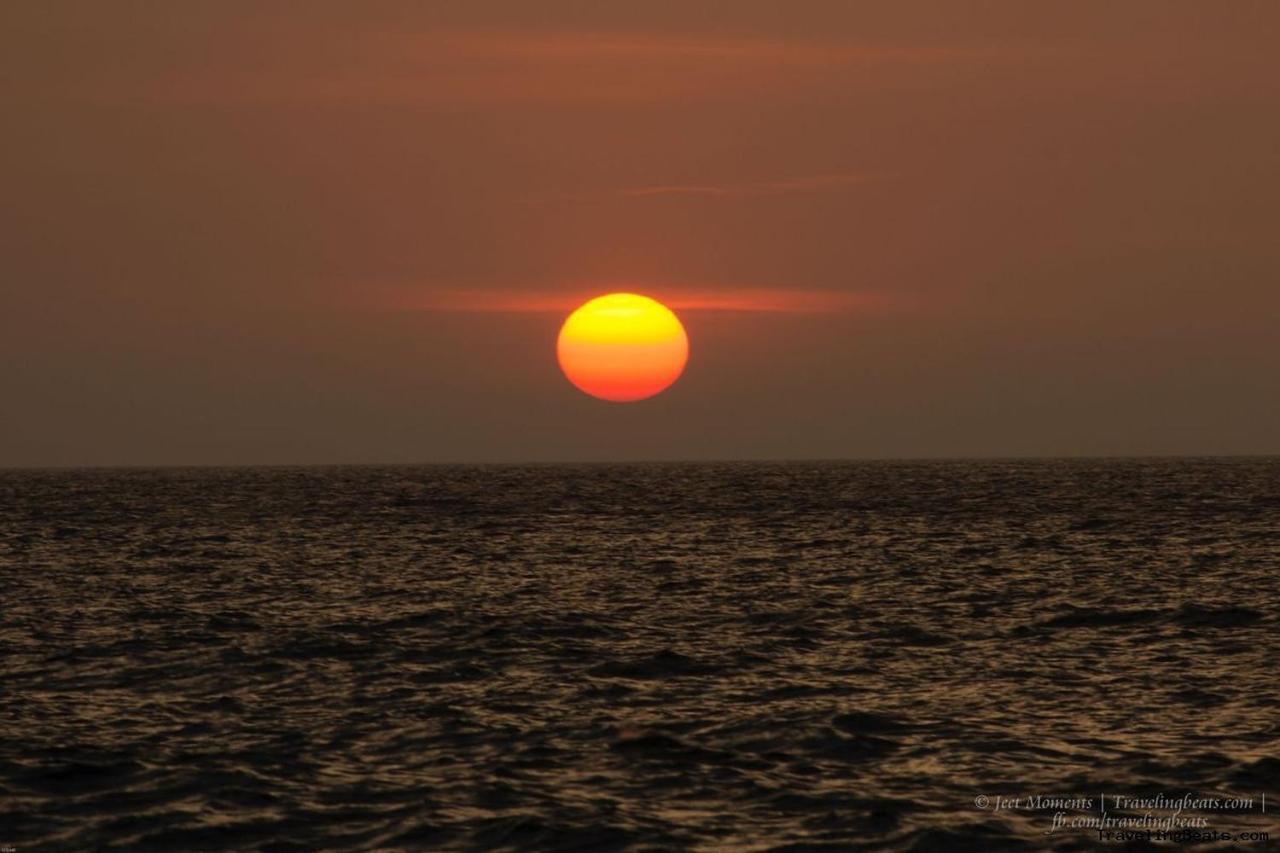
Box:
[4,453,1276,473]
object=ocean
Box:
[2,459,1277,850]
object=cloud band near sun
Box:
[399,288,892,314]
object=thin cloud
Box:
[621,172,889,199]
[143,29,994,105]
[400,287,891,314]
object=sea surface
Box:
[2,460,1278,851]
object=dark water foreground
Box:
[2,460,1278,851]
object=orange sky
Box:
[2,1,1277,464]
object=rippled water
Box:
[3,460,1278,850]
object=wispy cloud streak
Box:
[400,287,891,314]
[141,29,990,105]
[621,172,888,198]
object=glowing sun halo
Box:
[557,293,689,402]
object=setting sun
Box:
[556,293,689,402]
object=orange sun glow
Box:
[556,293,689,402]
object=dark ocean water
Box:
[2,459,1278,851]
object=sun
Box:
[557,293,689,402]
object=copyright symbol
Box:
[974,794,990,810]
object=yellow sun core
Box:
[556,293,689,402]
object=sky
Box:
[2,1,1278,465]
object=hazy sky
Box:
[3,1,1277,465]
